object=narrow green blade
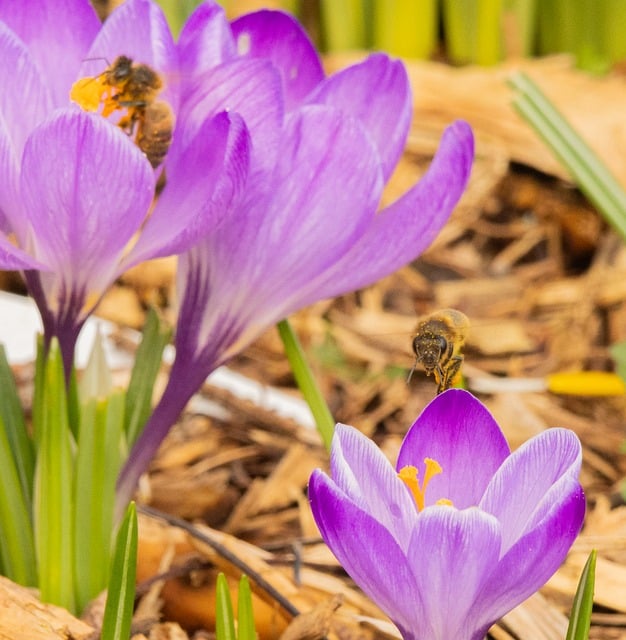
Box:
[565,550,596,640]
[0,413,37,584]
[124,308,171,446]
[277,319,334,451]
[237,575,256,640]
[215,573,236,640]
[101,502,138,640]
[34,340,75,611]
[0,344,34,505]
[74,391,125,612]
[510,72,626,243]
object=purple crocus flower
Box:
[309,390,585,640]
[0,0,249,373]
[117,2,474,505]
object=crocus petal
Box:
[0,122,18,235]
[0,21,51,159]
[0,233,48,271]
[307,54,411,181]
[309,469,423,638]
[226,105,384,321]
[397,390,510,509]
[180,58,283,173]
[330,424,417,547]
[282,120,473,309]
[125,111,250,266]
[79,0,178,109]
[177,104,385,352]
[231,10,324,111]
[474,483,585,633]
[178,1,236,79]
[407,507,502,640]
[0,0,99,108]
[479,428,582,552]
[302,120,473,302]
[21,110,154,295]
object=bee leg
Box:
[433,365,445,393]
[437,355,464,394]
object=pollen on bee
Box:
[70,75,109,112]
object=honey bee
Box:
[70,56,173,168]
[409,309,470,394]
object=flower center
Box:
[398,458,453,511]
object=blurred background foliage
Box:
[153,0,626,74]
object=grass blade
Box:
[74,391,125,612]
[34,340,75,611]
[566,550,596,640]
[277,319,334,450]
[237,575,256,640]
[0,413,37,584]
[215,573,236,640]
[124,308,171,447]
[101,502,138,640]
[0,344,34,505]
[510,71,626,243]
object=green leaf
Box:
[566,550,596,640]
[74,391,125,613]
[34,340,75,611]
[0,412,37,585]
[510,72,626,243]
[215,572,236,640]
[277,319,335,451]
[124,308,171,447]
[0,343,34,505]
[237,575,256,640]
[101,502,138,640]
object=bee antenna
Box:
[82,56,112,64]
[406,360,418,385]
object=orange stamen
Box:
[398,458,452,511]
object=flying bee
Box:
[70,56,173,169]
[409,308,470,394]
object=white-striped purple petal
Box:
[479,427,582,552]
[0,0,99,108]
[309,469,424,639]
[331,424,417,547]
[21,110,154,300]
[407,507,502,640]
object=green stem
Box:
[277,319,334,450]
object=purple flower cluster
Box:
[0,0,474,500]
[309,390,585,640]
